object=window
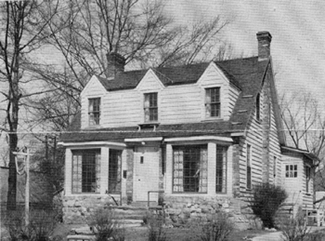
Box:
[246,144,252,189]
[206,87,220,118]
[72,149,101,193]
[89,98,101,126]
[216,146,227,193]
[108,150,122,194]
[256,93,260,121]
[173,145,207,193]
[273,156,277,178]
[144,93,158,122]
[285,165,298,178]
[305,166,311,193]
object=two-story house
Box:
[60,31,318,226]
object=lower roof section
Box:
[60,121,233,143]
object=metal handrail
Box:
[147,190,164,208]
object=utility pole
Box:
[13,148,30,226]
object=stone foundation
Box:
[63,195,119,224]
[164,195,259,230]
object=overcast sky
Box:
[166,0,325,104]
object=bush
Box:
[197,211,233,241]
[146,212,167,241]
[277,207,324,241]
[87,207,125,241]
[278,208,309,241]
[250,183,287,228]
[4,209,57,241]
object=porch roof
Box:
[60,120,232,143]
[281,145,320,166]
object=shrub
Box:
[197,211,233,241]
[4,209,57,241]
[276,207,324,241]
[146,212,167,241]
[87,207,125,241]
[250,183,287,228]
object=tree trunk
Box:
[7,59,20,211]
[7,133,18,210]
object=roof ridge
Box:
[215,55,257,64]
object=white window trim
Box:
[140,91,160,124]
[285,164,298,178]
[87,96,103,128]
[201,85,223,121]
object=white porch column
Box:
[100,147,109,195]
[227,145,233,196]
[65,148,72,195]
[165,144,173,194]
[208,143,216,195]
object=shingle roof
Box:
[61,56,271,143]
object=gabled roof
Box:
[95,58,249,91]
[281,145,321,165]
[61,56,280,143]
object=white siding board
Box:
[103,90,141,127]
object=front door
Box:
[133,146,159,202]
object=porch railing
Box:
[147,190,164,208]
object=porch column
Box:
[227,145,233,196]
[100,147,109,195]
[65,148,72,195]
[208,143,216,195]
[165,144,173,195]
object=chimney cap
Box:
[256,31,272,41]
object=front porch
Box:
[62,136,244,225]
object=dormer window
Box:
[144,92,158,122]
[256,93,260,121]
[89,98,101,126]
[205,87,220,118]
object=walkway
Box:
[251,231,283,241]
[251,227,325,241]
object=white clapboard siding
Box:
[160,84,201,124]
[80,63,240,129]
[301,160,314,209]
[103,90,141,127]
[269,104,282,186]
[282,158,303,206]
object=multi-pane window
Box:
[305,166,311,193]
[144,93,158,122]
[108,150,122,194]
[173,145,207,193]
[89,98,101,126]
[72,149,101,193]
[216,146,227,193]
[206,87,220,118]
[246,144,252,190]
[256,93,260,121]
[285,165,298,178]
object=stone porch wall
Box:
[164,195,257,230]
[63,195,119,224]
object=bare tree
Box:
[25,0,235,132]
[0,1,58,210]
[280,91,325,189]
[280,91,325,157]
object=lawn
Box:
[52,223,268,241]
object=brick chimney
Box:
[105,52,125,78]
[256,31,272,61]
